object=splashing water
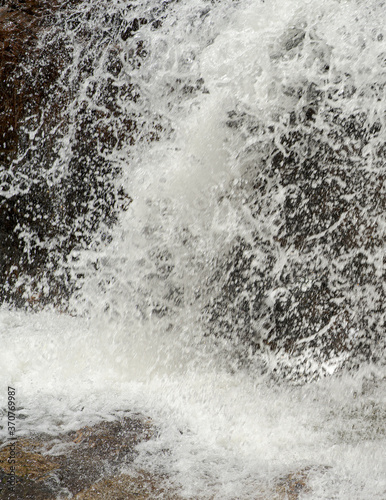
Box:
[1,0,386,498]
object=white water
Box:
[1,309,385,498]
[1,0,386,498]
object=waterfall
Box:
[0,0,385,498]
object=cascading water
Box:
[1,0,385,498]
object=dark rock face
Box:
[0,1,61,305]
[270,109,385,365]
[0,0,158,307]
[205,27,386,379]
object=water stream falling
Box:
[1,0,385,498]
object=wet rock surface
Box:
[0,414,320,499]
[0,415,156,499]
[204,24,386,380]
[0,0,151,308]
[0,0,67,306]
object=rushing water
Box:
[1,0,386,498]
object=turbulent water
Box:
[1,0,386,498]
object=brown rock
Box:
[0,414,154,499]
[75,470,182,500]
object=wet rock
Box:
[207,25,386,380]
[75,470,182,500]
[0,0,149,308]
[272,466,329,500]
[0,414,155,499]
[0,415,323,499]
[54,417,153,495]
[269,106,383,377]
[0,439,59,481]
[0,0,70,307]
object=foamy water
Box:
[1,0,386,497]
[0,309,385,498]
